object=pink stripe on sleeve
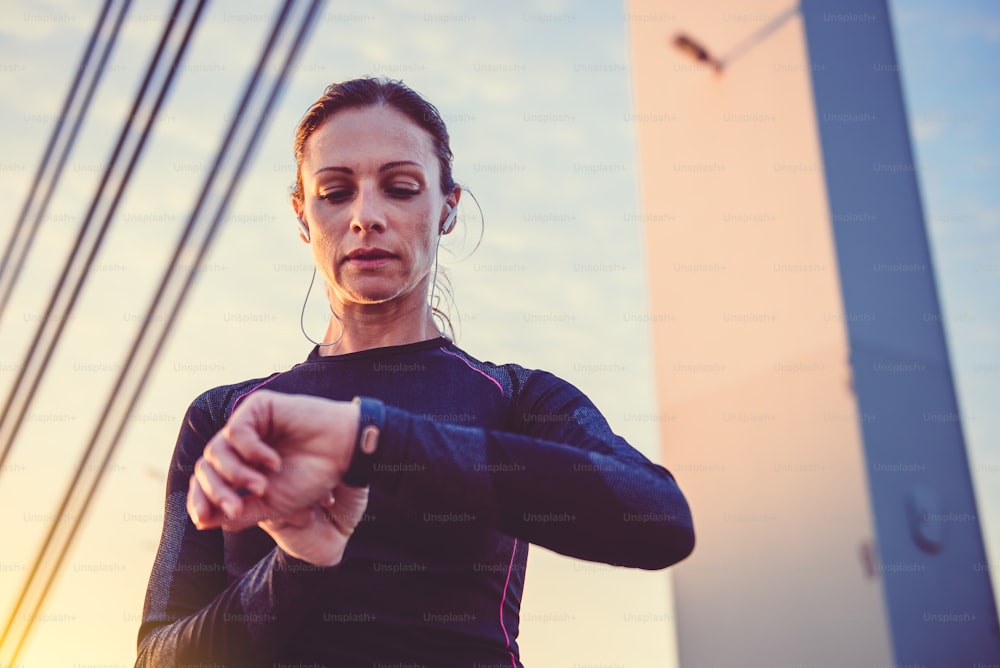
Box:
[231,370,288,413]
[499,538,518,668]
[440,347,504,395]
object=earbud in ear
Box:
[441,206,457,234]
[297,217,310,242]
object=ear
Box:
[440,185,462,235]
[291,197,310,243]
[447,184,462,211]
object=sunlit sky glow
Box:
[0,1,996,666]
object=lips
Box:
[345,248,397,267]
[347,247,396,260]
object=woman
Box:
[135,77,694,667]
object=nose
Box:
[350,184,386,233]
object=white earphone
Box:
[297,217,310,242]
[441,206,457,234]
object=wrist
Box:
[276,545,342,571]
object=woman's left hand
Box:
[259,484,370,567]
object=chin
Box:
[340,271,425,307]
[345,281,404,305]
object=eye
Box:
[318,189,351,203]
[387,186,420,199]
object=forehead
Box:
[303,105,437,175]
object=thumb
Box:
[259,506,315,532]
[325,485,370,533]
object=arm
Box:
[369,369,694,569]
[196,372,694,571]
[134,398,339,667]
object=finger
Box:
[193,457,244,521]
[226,392,285,472]
[187,474,223,530]
[203,433,268,496]
[222,417,282,474]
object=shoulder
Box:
[164,374,275,475]
[170,373,277,464]
[442,343,622,443]
[185,374,279,431]
[438,341,576,401]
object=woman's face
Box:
[294,105,456,311]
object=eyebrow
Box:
[314,160,424,176]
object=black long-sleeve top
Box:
[135,337,694,667]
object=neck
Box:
[317,291,441,356]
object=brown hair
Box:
[291,77,456,202]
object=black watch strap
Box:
[342,396,385,487]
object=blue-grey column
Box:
[800,1,999,664]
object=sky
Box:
[0,0,997,666]
[890,0,1000,605]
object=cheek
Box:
[309,232,337,252]
[308,214,350,248]
[415,231,440,264]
